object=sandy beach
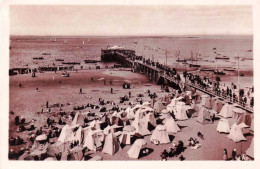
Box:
[9,69,253,160]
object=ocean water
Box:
[9,35,253,87]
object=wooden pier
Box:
[101,48,253,113]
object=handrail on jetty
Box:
[101,49,254,113]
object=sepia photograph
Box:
[1,0,258,167]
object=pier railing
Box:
[104,50,254,113]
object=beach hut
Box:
[219,103,233,118]
[83,129,103,151]
[163,117,180,134]
[58,125,75,143]
[212,99,223,113]
[237,112,252,126]
[174,101,189,121]
[150,125,170,144]
[71,112,85,126]
[74,126,83,144]
[250,115,254,132]
[245,138,254,159]
[102,132,121,155]
[227,123,247,142]
[196,106,211,124]
[127,139,147,159]
[131,118,151,136]
[216,118,230,133]
[119,125,136,145]
[145,112,157,128]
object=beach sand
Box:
[9,69,253,160]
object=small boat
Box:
[215,56,229,60]
[55,59,64,61]
[62,62,80,65]
[42,52,51,55]
[189,64,201,68]
[223,68,236,71]
[84,60,99,63]
[241,57,253,61]
[240,73,244,76]
[33,57,44,60]
[176,58,186,62]
[214,70,226,75]
[62,72,70,77]
[199,68,214,72]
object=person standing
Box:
[79,88,82,94]
[232,149,237,160]
[223,148,228,161]
[111,88,113,94]
[46,101,49,108]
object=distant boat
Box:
[247,49,252,52]
[62,61,80,65]
[42,52,51,55]
[55,59,64,61]
[214,70,226,75]
[241,57,253,61]
[215,56,229,60]
[33,57,44,60]
[64,40,68,44]
[189,64,200,68]
[62,71,70,77]
[83,41,85,45]
[84,60,99,63]
[52,38,57,42]
[240,73,244,76]
[223,68,236,71]
[199,68,214,72]
[176,58,186,62]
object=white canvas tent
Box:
[150,125,170,144]
[196,106,211,124]
[102,132,121,155]
[119,125,136,145]
[74,126,83,144]
[127,139,147,159]
[83,129,103,151]
[227,123,247,142]
[245,138,254,159]
[58,124,75,143]
[174,102,189,121]
[131,118,151,136]
[163,117,180,134]
[216,118,230,133]
[71,112,85,126]
[219,103,233,118]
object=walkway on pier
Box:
[114,51,254,113]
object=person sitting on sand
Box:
[15,116,20,125]
[160,149,168,161]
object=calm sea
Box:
[9,35,253,87]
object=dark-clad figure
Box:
[46,101,49,108]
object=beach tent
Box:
[145,112,157,128]
[154,101,165,112]
[131,118,151,136]
[196,106,211,124]
[200,95,209,106]
[194,92,201,104]
[102,132,121,155]
[74,126,83,144]
[174,102,189,121]
[83,129,103,151]
[163,117,180,134]
[71,112,85,126]
[150,125,170,144]
[219,103,233,118]
[127,139,147,159]
[212,99,223,113]
[245,138,254,159]
[250,116,254,132]
[119,125,136,145]
[204,97,213,109]
[237,113,252,126]
[58,124,75,143]
[227,123,247,142]
[216,118,230,133]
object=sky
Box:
[10,5,252,36]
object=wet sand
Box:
[9,69,253,160]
